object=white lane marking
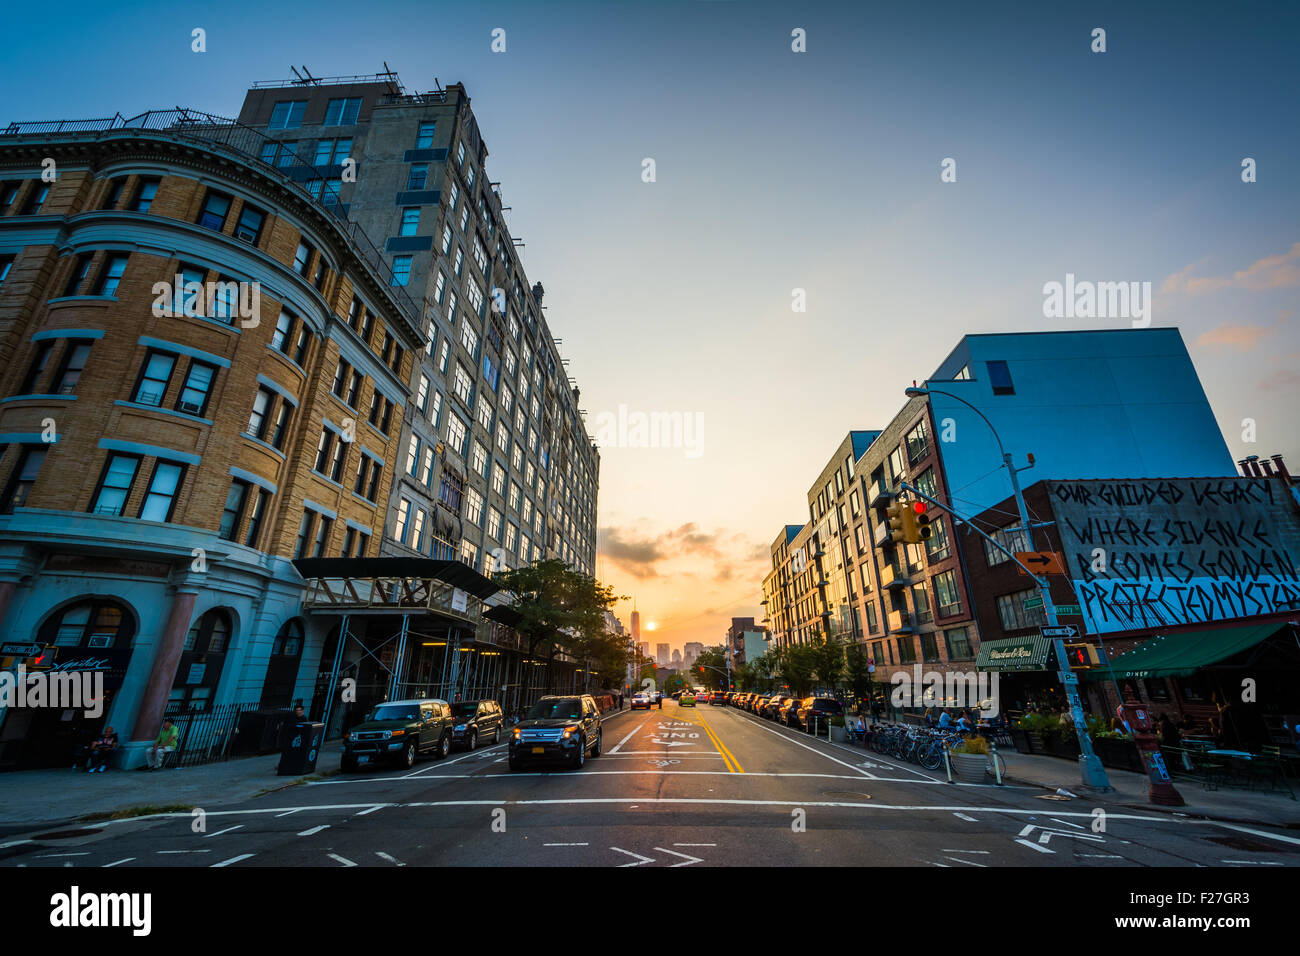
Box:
[297,825,330,836]
[732,713,880,779]
[1015,839,1054,854]
[674,843,716,847]
[608,719,651,755]
[1051,817,1087,830]
[103,858,135,867]
[929,861,950,866]
[355,805,388,816]
[376,852,406,866]
[402,743,508,776]
[0,840,33,850]
[275,809,302,818]
[953,813,978,822]
[1213,822,1300,847]
[544,842,589,846]
[158,850,211,854]
[599,750,718,756]
[212,854,255,867]
[945,856,986,867]
[941,849,989,854]
[204,825,244,839]
[731,709,942,782]
[1221,860,1283,865]
[35,852,91,858]
[1080,854,1123,858]
[328,853,357,867]
[611,846,654,867]
[656,846,703,867]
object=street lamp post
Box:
[905,386,1112,791]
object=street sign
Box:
[0,643,42,657]
[1022,596,1044,609]
[1055,604,1082,616]
[1016,551,1067,575]
[1040,625,1079,640]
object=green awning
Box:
[975,636,1053,672]
[1089,622,1285,680]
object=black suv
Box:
[798,696,845,731]
[341,699,454,771]
[450,699,504,751]
[508,694,603,771]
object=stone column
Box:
[130,580,201,743]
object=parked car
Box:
[449,699,504,751]
[341,699,454,771]
[763,695,789,720]
[753,695,771,715]
[798,697,845,731]
[631,694,653,710]
[709,692,726,706]
[779,697,802,726]
[508,694,603,771]
[680,692,696,707]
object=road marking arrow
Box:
[646,737,695,747]
[1017,824,1105,851]
[610,846,655,867]
[655,846,703,867]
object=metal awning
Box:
[975,635,1053,672]
[1085,622,1287,680]
[292,556,499,600]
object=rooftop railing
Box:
[0,107,419,324]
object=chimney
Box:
[1237,459,1254,477]
[1245,455,1262,477]
[1272,454,1292,482]
[1259,458,1276,477]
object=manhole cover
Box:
[822,790,872,800]
[30,828,103,840]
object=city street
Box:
[5,701,1298,869]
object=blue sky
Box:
[5,0,1296,649]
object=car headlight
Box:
[389,729,404,736]
[347,733,358,742]
[512,728,521,739]
[562,725,579,738]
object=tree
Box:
[693,646,728,690]
[810,630,845,693]
[780,643,817,697]
[491,559,626,693]
[844,640,874,704]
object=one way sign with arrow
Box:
[1015,551,1066,575]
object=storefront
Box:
[974,635,1076,720]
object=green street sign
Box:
[1056,604,1082,616]
[1023,596,1044,609]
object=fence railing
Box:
[163,700,264,767]
[0,107,419,324]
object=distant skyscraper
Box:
[631,610,641,645]
[683,642,704,668]
[656,643,670,668]
[672,648,682,667]
[638,642,650,659]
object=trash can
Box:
[277,722,325,776]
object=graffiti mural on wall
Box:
[1048,478,1300,634]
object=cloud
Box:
[598,523,772,581]
[600,528,664,579]
[1161,242,1300,295]
[1260,368,1300,391]
[1195,322,1275,350]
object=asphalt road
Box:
[5,701,1299,868]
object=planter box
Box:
[950,751,989,784]
[1026,731,1048,754]
[1094,736,1143,772]
[1009,728,1030,754]
[1047,734,1081,759]
[829,725,848,743]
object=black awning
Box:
[484,604,524,627]
[292,556,500,600]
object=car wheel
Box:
[402,741,416,769]
[591,730,602,758]
[572,736,586,769]
[467,729,478,751]
[493,727,501,744]
[435,734,451,760]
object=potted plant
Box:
[949,735,993,783]
[1018,713,1055,753]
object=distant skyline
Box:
[5,0,1296,652]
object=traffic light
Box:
[912,501,932,541]
[1062,643,1103,669]
[886,501,909,544]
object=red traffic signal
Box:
[912,501,927,514]
[912,500,932,540]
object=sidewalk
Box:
[997,749,1300,828]
[0,751,330,834]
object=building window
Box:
[269,100,307,129]
[392,256,412,286]
[487,506,502,540]
[19,341,53,395]
[465,487,484,526]
[312,515,334,557]
[196,190,231,231]
[932,569,962,617]
[896,636,917,664]
[294,510,317,559]
[313,138,352,165]
[415,121,436,148]
[138,460,185,522]
[323,97,362,126]
[133,350,175,407]
[905,418,930,465]
[20,184,50,215]
[945,627,973,660]
[247,387,275,439]
[1,446,47,513]
[354,454,382,502]
[439,471,464,512]
[996,588,1048,631]
[218,480,249,541]
[407,164,429,190]
[411,507,427,551]
[911,583,932,625]
[92,254,128,296]
[131,177,160,212]
[234,203,266,244]
[269,399,292,450]
[446,412,468,456]
[986,360,1015,395]
[293,241,313,276]
[920,632,940,662]
[90,454,140,516]
[453,364,474,404]
[983,525,1031,567]
[400,207,420,236]
[394,498,412,544]
[51,338,94,395]
[175,360,217,417]
[0,181,20,212]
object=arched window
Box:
[261,619,306,708]
[38,599,136,647]
[170,608,233,713]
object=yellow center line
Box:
[695,708,744,774]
